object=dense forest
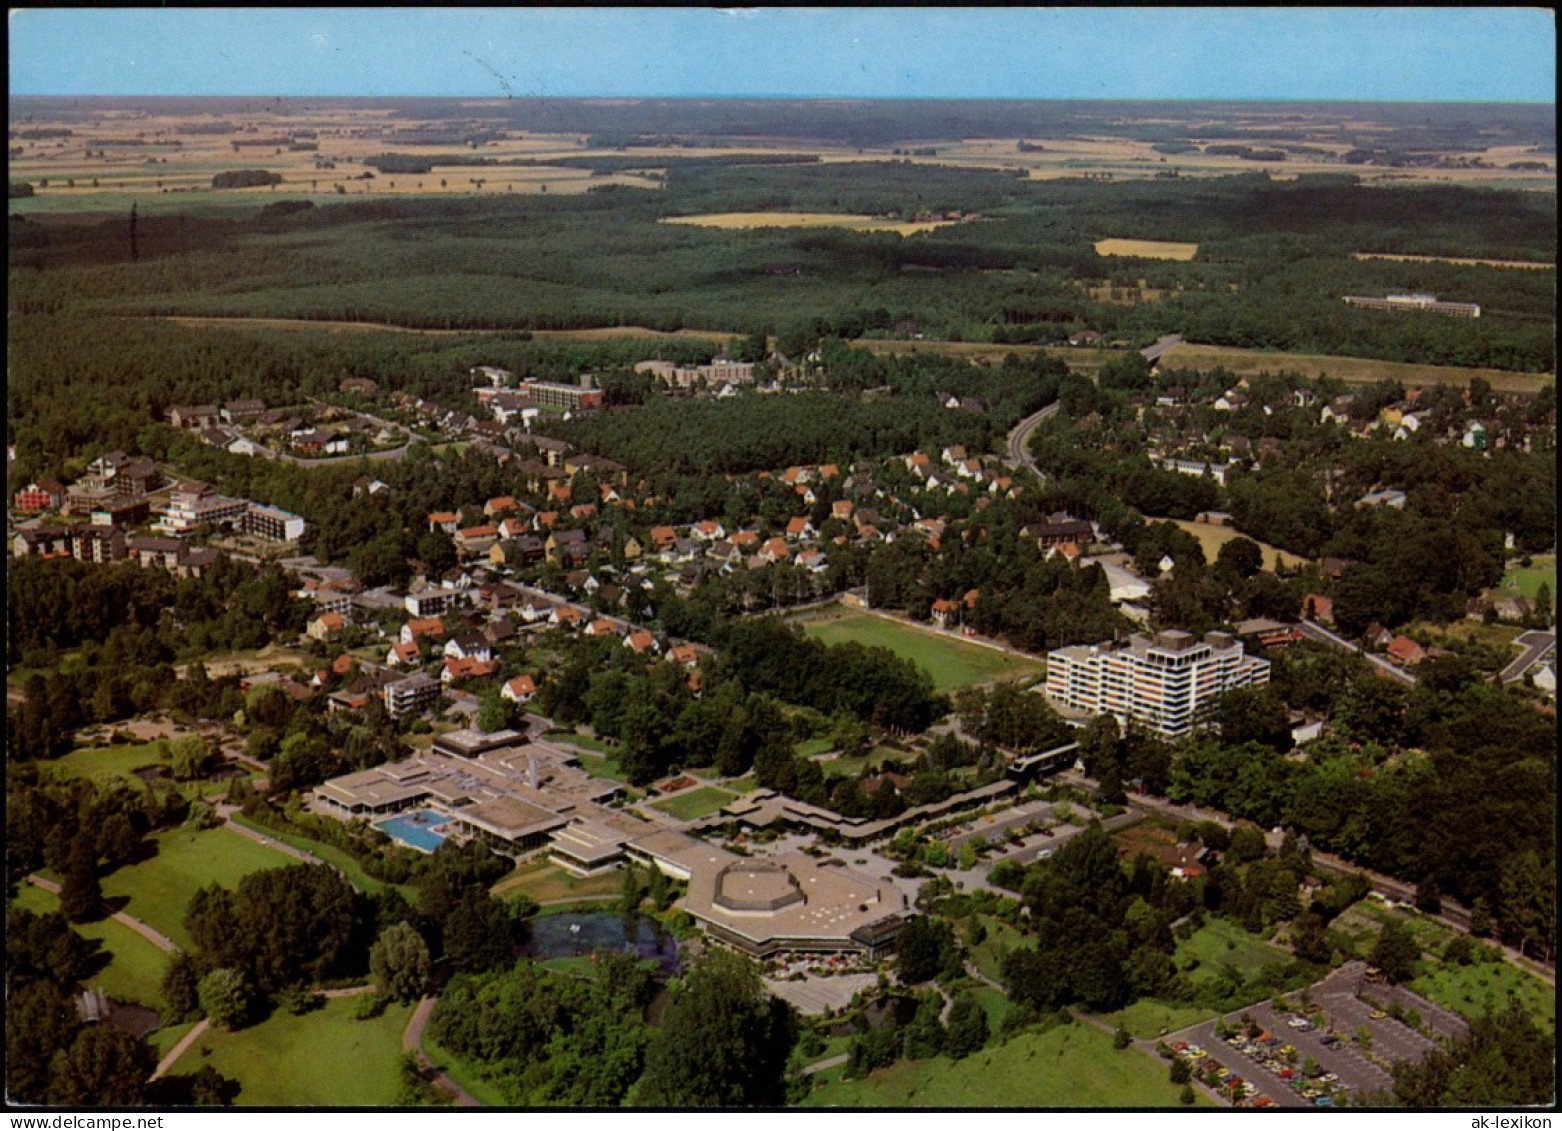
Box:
[10,166,1556,376]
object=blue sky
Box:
[8,8,1555,102]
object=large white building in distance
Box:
[1045,629,1270,738]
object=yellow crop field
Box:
[1094,238,1199,260]
[1168,520,1307,572]
[1353,252,1554,271]
[662,212,956,236]
[1158,343,1553,394]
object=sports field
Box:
[1168,520,1308,572]
[1158,343,1553,395]
[12,882,169,1008]
[795,610,1045,692]
[1094,238,1199,261]
[100,826,299,951]
[170,995,415,1106]
[649,786,736,822]
[662,212,956,236]
[801,1020,1207,1106]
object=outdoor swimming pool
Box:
[374,808,449,853]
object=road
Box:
[1003,400,1060,473]
[1140,333,1186,364]
[1297,618,1418,687]
[403,994,482,1106]
[150,1019,210,1081]
[1500,628,1556,684]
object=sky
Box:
[8,7,1556,103]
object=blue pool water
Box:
[374,808,449,853]
[524,912,681,973]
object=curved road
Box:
[1004,401,1060,475]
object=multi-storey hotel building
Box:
[1045,629,1270,738]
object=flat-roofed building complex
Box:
[516,379,603,413]
[242,502,307,542]
[1343,293,1481,319]
[312,740,621,857]
[634,358,757,390]
[1045,630,1270,738]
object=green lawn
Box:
[649,786,736,822]
[801,1021,1205,1107]
[724,776,762,795]
[797,612,1047,693]
[491,858,623,905]
[1175,918,1291,985]
[172,996,415,1106]
[794,737,835,758]
[101,826,300,951]
[228,814,409,899]
[1501,555,1556,603]
[967,914,1027,985]
[1105,999,1220,1040]
[49,741,170,791]
[1411,958,1555,1027]
[12,883,170,1008]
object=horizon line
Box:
[8,93,1557,107]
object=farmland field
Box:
[169,995,415,1106]
[649,785,736,822]
[801,1020,1209,1107]
[100,826,299,951]
[1158,343,1554,394]
[662,212,957,236]
[794,609,1046,692]
[1094,238,1199,261]
[1168,519,1309,571]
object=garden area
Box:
[648,785,736,822]
[490,857,622,906]
[796,610,1046,693]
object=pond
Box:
[523,911,681,974]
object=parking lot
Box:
[1164,961,1462,1108]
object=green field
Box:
[491,857,623,905]
[1501,555,1556,603]
[649,786,736,822]
[48,741,171,791]
[1411,958,1555,1027]
[1175,918,1292,985]
[797,611,1046,693]
[170,995,415,1106]
[12,882,170,1009]
[801,1021,1205,1107]
[101,826,300,951]
[1105,999,1221,1040]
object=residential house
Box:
[930,598,958,629]
[757,537,790,564]
[221,399,266,424]
[623,630,658,656]
[444,633,494,663]
[455,525,499,557]
[484,496,520,518]
[427,511,460,535]
[400,617,446,646]
[1386,635,1426,667]
[545,529,589,568]
[307,612,347,641]
[386,641,420,667]
[784,516,815,540]
[1303,595,1335,625]
[384,673,442,717]
[692,520,725,542]
[13,479,66,512]
[668,644,699,667]
[442,656,500,685]
[797,549,827,573]
[404,589,459,619]
[168,404,220,430]
[501,675,537,704]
